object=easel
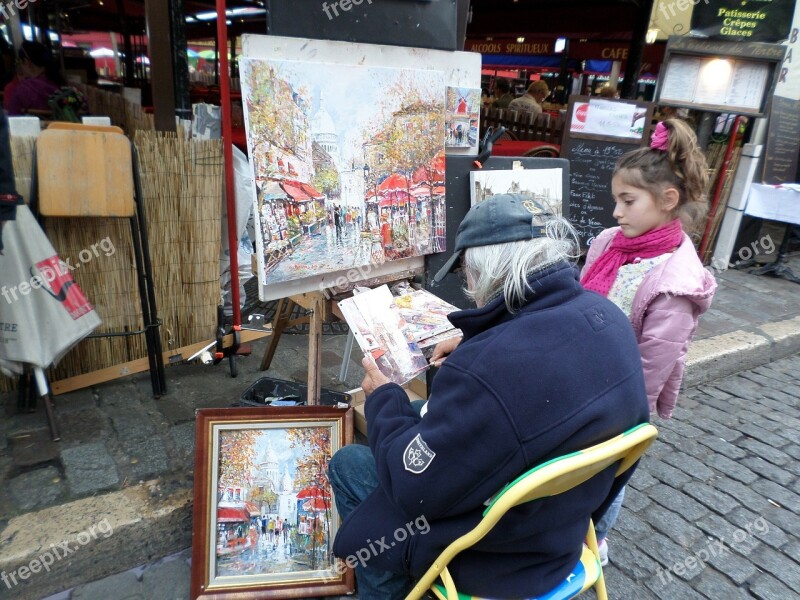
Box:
[259,269,423,405]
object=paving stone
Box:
[734,422,793,448]
[53,388,98,414]
[691,417,743,442]
[704,454,758,484]
[785,444,800,461]
[693,569,754,600]
[762,506,800,538]
[752,364,795,384]
[644,570,707,599]
[696,385,734,401]
[158,398,196,426]
[102,405,157,444]
[603,539,662,581]
[683,481,740,515]
[633,531,702,580]
[122,436,170,482]
[169,422,195,462]
[750,478,800,513]
[784,541,800,564]
[61,442,120,497]
[749,573,798,600]
[737,439,791,467]
[726,507,790,551]
[55,408,111,447]
[647,484,708,521]
[748,546,800,591]
[713,377,763,401]
[641,503,704,548]
[658,420,705,438]
[696,513,760,557]
[740,457,796,487]
[704,540,759,585]
[697,435,749,460]
[690,401,742,428]
[628,468,658,491]
[71,570,145,600]
[7,466,64,511]
[600,566,659,600]
[140,556,190,600]
[620,485,650,513]
[615,508,653,541]
[661,451,716,482]
[748,395,800,420]
[643,457,692,488]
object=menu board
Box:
[659,56,770,113]
[563,138,629,246]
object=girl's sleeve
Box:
[638,293,698,418]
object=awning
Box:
[217,507,250,523]
[280,182,314,202]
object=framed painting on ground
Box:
[191,406,355,599]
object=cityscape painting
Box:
[470,168,565,216]
[191,407,354,599]
[240,57,447,292]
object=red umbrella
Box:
[377,173,409,194]
[296,485,331,499]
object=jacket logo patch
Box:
[403,434,435,474]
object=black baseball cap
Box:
[432,193,554,284]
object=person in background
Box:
[492,78,514,109]
[6,41,63,116]
[329,194,649,599]
[596,84,619,98]
[580,118,717,565]
[508,80,549,118]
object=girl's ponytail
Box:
[614,118,710,240]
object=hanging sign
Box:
[690,0,795,43]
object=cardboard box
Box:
[347,376,427,436]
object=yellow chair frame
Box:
[405,423,659,600]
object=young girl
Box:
[580,118,717,563]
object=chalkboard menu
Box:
[563,139,626,246]
[562,95,654,247]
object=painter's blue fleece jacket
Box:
[333,261,649,598]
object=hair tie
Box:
[650,122,669,152]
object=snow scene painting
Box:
[240,58,447,291]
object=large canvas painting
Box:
[192,407,355,599]
[240,58,447,291]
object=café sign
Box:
[465,39,554,55]
[690,0,795,42]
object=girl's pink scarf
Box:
[581,219,683,297]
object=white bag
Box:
[0,205,101,375]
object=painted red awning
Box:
[217,507,250,523]
[280,182,313,202]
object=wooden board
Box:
[50,329,271,395]
[35,128,135,217]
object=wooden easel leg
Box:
[307,296,323,406]
[260,298,290,371]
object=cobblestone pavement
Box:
[32,353,800,600]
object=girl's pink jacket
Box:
[581,227,717,419]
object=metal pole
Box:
[621,0,654,99]
[217,0,241,327]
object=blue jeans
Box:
[595,485,625,542]
[328,444,412,600]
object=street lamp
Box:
[363,164,370,182]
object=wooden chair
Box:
[405,423,659,600]
[29,123,166,412]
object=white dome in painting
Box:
[311,92,339,156]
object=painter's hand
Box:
[361,355,390,395]
[429,335,462,367]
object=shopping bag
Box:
[0,205,101,375]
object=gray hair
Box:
[463,215,579,311]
